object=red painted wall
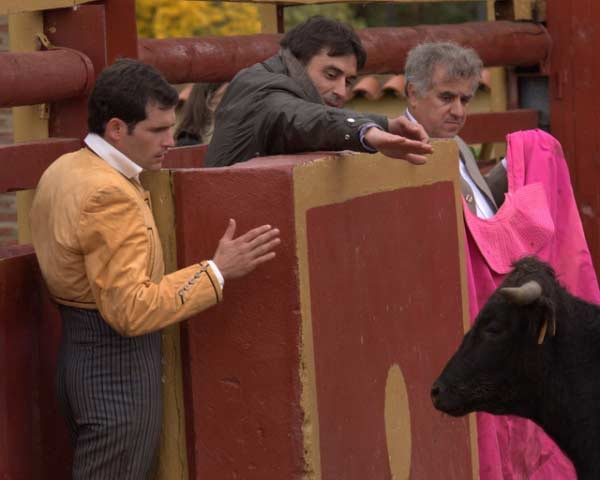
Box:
[307,185,471,478]
[547,0,600,276]
[0,249,38,479]
[174,160,305,479]
[0,247,71,479]
[173,156,473,479]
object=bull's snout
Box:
[431,380,444,409]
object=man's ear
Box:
[104,118,127,143]
[406,82,417,109]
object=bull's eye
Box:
[484,322,505,337]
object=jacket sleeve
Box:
[77,185,222,336]
[257,89,388,155]
[484,161,508,208]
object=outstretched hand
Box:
[387,116,430,143]
[363,127,433,164]
[212,219,281,280]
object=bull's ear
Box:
[500,281,542,305]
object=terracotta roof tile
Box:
[382,75,406,98]
[352,75,383,101]
[479,68,492,90]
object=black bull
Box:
[431,256,600,479]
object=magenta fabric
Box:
[463,129,600,479]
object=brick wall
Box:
[0,15,17,246]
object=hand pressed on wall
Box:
[212,219,281,280]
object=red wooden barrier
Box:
[139,21,550,84]
[461,109,539,144]
[173,148,474,479]
[0,247,71,479]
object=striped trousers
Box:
[56,306,162,479]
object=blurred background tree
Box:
[137,0,486,38]
[136,0,261,38]
[284,4,365,30]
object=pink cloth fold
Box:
[464,129,600,479]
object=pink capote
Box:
[463,129,600,479]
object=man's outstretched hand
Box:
[364,127,433,164]
[387,116,429,143]
[212,219,281,280]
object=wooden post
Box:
[9,12,47,245]
[141,171,190,480]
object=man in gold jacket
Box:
[30,59,280,479]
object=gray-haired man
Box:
[404,42,507,217]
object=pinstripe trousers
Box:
[56,306,162,479]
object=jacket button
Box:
[465,194,473,203]
[347,118,355,123]
[344,134,350,141]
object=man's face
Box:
[115,102,176,171]
[305,49,357,108]
[407,65,478,138]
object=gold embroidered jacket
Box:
[30,148,222,336]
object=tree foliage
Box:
[136,0,261,38]
[284,4,365,30]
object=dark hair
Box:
[175,82,225,145]
[88,58,178,135]
[280,16,366,70]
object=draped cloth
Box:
[463,129,600,479]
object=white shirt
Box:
[404,110,503,219]
[84,133,225,288]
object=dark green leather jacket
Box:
[205,52,388,167]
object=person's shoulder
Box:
[40,148,136,203]
[231,55,299,95]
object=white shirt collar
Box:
[404,109,495,219]
[405,108,418,124]
[84,133,143,181]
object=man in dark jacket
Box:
[205,16,432,167]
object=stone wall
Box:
[0,15,17,246]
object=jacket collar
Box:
[84,133,143,181]
[278,49,323,105]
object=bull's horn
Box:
[500,280,543,305]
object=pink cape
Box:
[463,129,600,479]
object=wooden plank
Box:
[0,138,81,193]
[192,0,483,3]
[140,170,189,480]
[103,0,138,62]
[548,0,600,278]
[460,109,539,145]
[513,0,534,19]
[8,12,48,142]
[162,144,207,169]
[0,0,95,15]
[44,5,107,138]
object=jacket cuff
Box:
[177,261,223,306]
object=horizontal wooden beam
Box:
[192,0,484,3]
[0,110,539,193]
[139,21,551,84]
[0,138,82,193]
[0,0,95,15]
[0,49,95,108]
[460,109,539,144]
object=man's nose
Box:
[163,132,175,148]
[450,99,465,117]
[334,77,349,102]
